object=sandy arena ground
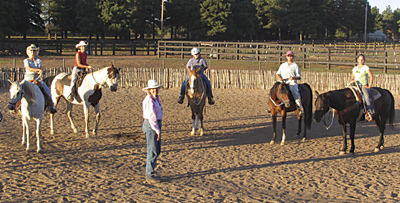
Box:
[0,87,399,202]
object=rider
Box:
[276,50,303,115]
[67,41,93,101]
[177,47,214,105]
[23,44,57,114]
[350,54,375,121]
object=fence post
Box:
[60,40,63,55]
[113,40,116,55]
[147,42,150,55]
[63,58,65,69]
[384,50,388,73]
[101,41,103,56]
[13,58,16,68]
[327,49,331,70]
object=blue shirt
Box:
[23,58,42,80]
[186,57,208,74]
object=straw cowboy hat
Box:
[26,44,39,51]
[142,80,163,93]
[75,41,88,48]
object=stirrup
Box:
[365,112,373,122]
[177,96,184,104]
[208,98,215,105]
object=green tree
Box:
[200,0,231,40]
[227,0,257,40]
[0,1,18,38]
[98,0,129,39]
[76,0,103,39]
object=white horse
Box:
[8,80,45,153]
[47,65,120,138]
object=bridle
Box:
[269,83,290,107]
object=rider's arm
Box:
[276,73,283,81]
[24,60,42,74]
[367,69,374,88]
[75,53,92,69]
[350,72,355,83]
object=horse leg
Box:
[66,103,78,133]
[373,116,385,152]
[83,104,91,138]
[36,118,42,153]
[191,114,197,136]
[339,123,347,155]
[270,113,277,144]
[199,112,204,136]
[23,118,30,152]
[296,113,302,136]
[21,118,26,146]
[349,122,356,154]
[50,96,61,135]
[93,103,101,136]
[281,111,287,145]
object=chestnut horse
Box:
[268,81,312,145]
[186,68,207,136]
[314,87,395,154]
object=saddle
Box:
[60,71,87,87]
[347,86,381,121]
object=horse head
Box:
[8,80,23,112]
[188,68,200,95]
[270,82,291,108]
[313,91,330,122]
[105,64,120,92]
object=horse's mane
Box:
[21,81,37,104]
[270,82,290,98]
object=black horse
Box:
[314,87,395,154]
[267,82,312,145]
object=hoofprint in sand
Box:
[0,87,399,202]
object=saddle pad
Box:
[60,72,87,87]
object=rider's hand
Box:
[37,69,43,75]
[88,65,93,69]
[156,133,161,141]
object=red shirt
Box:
[74,51,88,67]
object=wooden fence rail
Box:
[158,41,400,73]
[1,67,399,95]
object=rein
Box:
[270,83,289,107]
[194,78,206,106]
[322,108,335,130]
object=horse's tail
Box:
[303,83,312,129]
[43,76,55,87]
[387,89,396,127]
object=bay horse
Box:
[314,87,395,154]
[186,68,207,136]
[267,81,312,145]
[46,65,120,138]
[8,80,45,152]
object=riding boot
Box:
[208,96,215,105]
[295,99,303,116]
[39,86,57,114]
[67,84,76,101]
[177,94,184,104]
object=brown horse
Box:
[314,87,395,154]
[267,81,313,145]
[186,68,207,136]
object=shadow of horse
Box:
[267,81,312,145]
[314,87,395,154]
[186,68,207,136]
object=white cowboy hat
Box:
[76,41,88,48]
[26,44,39,51]
[142,80,163,92]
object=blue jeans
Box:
[142,119,162,177]
[361,86,375,114]
[180,73,213,98]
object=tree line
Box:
[1,0,399,42]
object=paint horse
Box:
[186,68,207,136]
[267,81,312,145]
[46,65,120,138]
[8,80,45,152]
[314,87,395,154]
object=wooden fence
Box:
[1,67,399,95]
[158,41,400,73]
[0,39,157,56]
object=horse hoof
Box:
[339,151,346,155]
[374,148,380,153]
[73,129,78,133]
[50,130,55,135]
[301,138,306,142]
[270,141,275,145]
[37,149,42,153]
[280,142,285,146]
